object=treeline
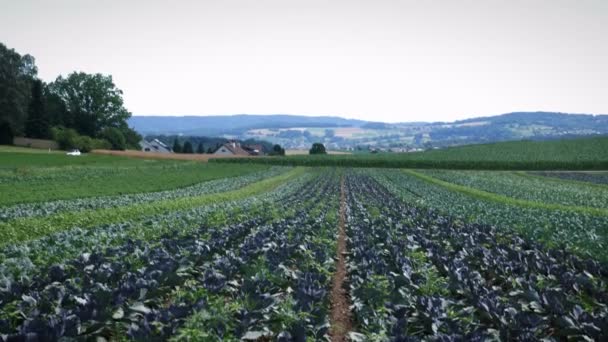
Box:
[0,42,140,151]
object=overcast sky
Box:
[1,0,607,122]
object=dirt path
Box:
[92,149,250,161]
[329,176,354,341]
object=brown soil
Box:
[92,149,251,162]
[329,176,354,341]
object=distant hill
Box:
[129,114,368,136]
[426,112,608,145]
[129,112,608,149]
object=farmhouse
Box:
[214,141,261,156]
[139,139,172,153]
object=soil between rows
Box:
[329,176,354,341]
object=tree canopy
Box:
[48,72,131,138]
[0,42,37,135]
[0,42,141,150]
[25,80,50,139]
[172,139,182,153]
[309,142,327,155]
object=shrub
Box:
[102,127,126,150]
[51,126,110,152]
[52,126,79,150]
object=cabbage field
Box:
[0,152,607,341]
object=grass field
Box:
[215,136,608,169]
[1,143,607,340]
[0,149,268,205]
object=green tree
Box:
[120,126,142,149]
[48,72,131,137]
[44,86,70,127]
[102,127,126,150]
[309,142,327,155]
[206,147,214,154]
[25,80,50,139]
[269,144,285,156]
[0,43,38,135]
[183,141,194,153]
[196,142,204,154]
[172,138,182,153]
[0,121,14,145]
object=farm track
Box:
[329,176,353,341]
[91,149,252,161]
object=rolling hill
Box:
[129,112,608,149]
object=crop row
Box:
[0,166,290,221]
[0,171,340,340]
[344,172,608,340]
[0,167,306,246]
[370,169,608,262]
[0,162,268,207]
[531,171,608,186]
[0,170,316,302]
[420,170,608,210]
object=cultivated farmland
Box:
[0,150,607,341]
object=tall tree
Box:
[44,85,70,127]
[196,142,204,154]
[0,43,38,135]
[182,141,194,154]
[25,80,50,139]
[0,120,14,145]
[172,138,182,153]
[48,72,131,137]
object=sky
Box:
[1,0,607,123]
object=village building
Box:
[213,141,262,156]
[139,139,172,153]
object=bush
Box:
[102,127,126,150]
[74,135,94,152]
[51,126,110,152]
[52,126,79,150]
[93,138,112,150]
[121,127,142,150]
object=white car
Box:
[66,149,81,156]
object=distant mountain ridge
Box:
[129,114,368,136]
[129,112,608,149]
